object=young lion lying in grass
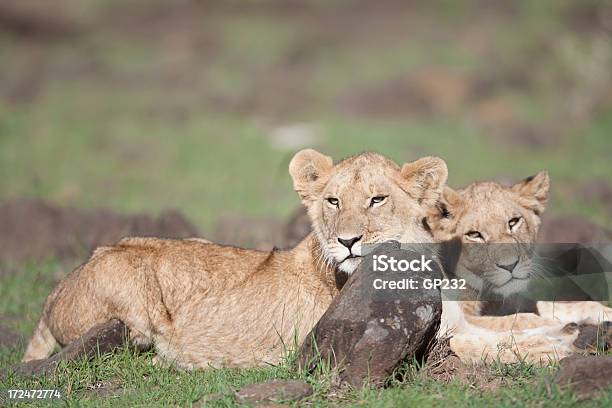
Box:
[429,172,612,362]
[23,149,448,369]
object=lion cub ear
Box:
[439,186,464,216]
[511,171,550,215]
[399,156,448,207]
[426,186,464,239]
[289,149,334,204]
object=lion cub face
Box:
[429,172,549,297]
[289,149,448,274]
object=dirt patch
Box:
[0,2,80,40]
[0,198,309,265]
[421,338,460,382]
[538,215,612,244]
[0,323,24,349]
[491,122,562,149]
[422,338,502,391]
[206,60,314,119]
[208,207,310,250]
[342,60,537,120]
[474,98,563,149]
[283,206,311,248]
[212,213,285,250]
[470,65,532,100]
[473,97,518,129]
[563,1,612,35]
[0,198,200,263]
[579,179,612,209]
[341,69,473,118]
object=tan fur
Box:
[23,150,448,369]
[431,174,612,363]
[432,173,550,325]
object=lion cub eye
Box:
[326,197,339,207]
[370,195,388,207]
[508,217,522,231]
[465,231,484,241]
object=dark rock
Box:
[235,379,312,404]
[3,319,128,378]
[212,206,312,250]
[212,213,284,250]
[298,245,442,388]
[556,355,612,400]
[564,1,612,34]
[580,179,612,207]
[0,3,80,40]
[568,322,612,352]
[341,70,473,118]
[0,199,200,263]
[283,206,311,249]
[0,323,24,348]
[538,215,612,244]
[500,123,561,149]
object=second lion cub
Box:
[429,172,612,362]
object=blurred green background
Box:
[1,2,612,405]
[1,0,611,232]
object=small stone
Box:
[539,215,612,244]
[556,355,612,400]
[0,323,24,348]
[571,322,612,351]
[235,380,312,404]
[3,319,128,378]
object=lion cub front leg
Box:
[465,313,561,331]
[450,324,579,364]
[443,301,579,363]
[537,301,612,324]
[458,301,561,331]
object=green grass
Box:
[1,261,611,406]
[1,348,598,407]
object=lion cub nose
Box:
[496,259,519,273]
[338,235,363,250]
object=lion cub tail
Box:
[22,318,57,362]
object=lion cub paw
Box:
[564,321,612,353]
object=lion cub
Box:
[431,172,612,328]
[431,172,551,322]
[24,149,448,369]
[429,172,611,362]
